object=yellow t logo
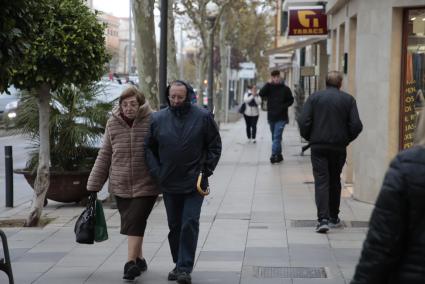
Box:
[298,11,319,28]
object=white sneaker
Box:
[252,139,256,144]
[247,139,252,143]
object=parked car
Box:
[0,86,21,128]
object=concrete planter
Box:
[14,169,91,203]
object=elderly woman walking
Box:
[351,108,425,284]
[87,87,159,281]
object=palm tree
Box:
[14,83,117,202]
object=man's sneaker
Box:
[315,219,329,233]
[329,218,342,228]
[123,260,141,281]
[136,257,147,272]
[168,267,178,281]
[177,271,192,284]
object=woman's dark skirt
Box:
[115,195,157,236]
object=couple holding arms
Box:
[86,81,222,284]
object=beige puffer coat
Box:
[87,102,159,198]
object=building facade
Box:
[327,0,425,203]
[97,12,120,73]
[269,0,425,204]
[117,17,136,74]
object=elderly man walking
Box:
[145,80,222,284]
[298,71,363,233]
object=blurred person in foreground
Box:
[145,80,222,284]
[87,87,159,281]
[298,71,363,233]
[351,108,425,284]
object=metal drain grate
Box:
[253,266,327,278]
[303,181,315,184]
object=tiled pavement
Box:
[0,111,374,284]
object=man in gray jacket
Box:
[298,71,363,233]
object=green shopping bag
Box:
[94,200,108,242]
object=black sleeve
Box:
[348,98,363,142]
[283,87,294,108]
[259,83,270,98]
[144,116,161,180]
[298,95,313,141]
[203,113,222,177]
[351,156,407,284]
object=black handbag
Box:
[74,193,96,244]
[238,103,246,114]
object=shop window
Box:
[401,8,425,149]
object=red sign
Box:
[288,7,327,36]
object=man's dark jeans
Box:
[163,191,204,273]
[311,147,346,221]
[268,120,287,156]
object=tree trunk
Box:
[218,13,229,123]
[25,85,51,227]
[133,0,159,110]
[167,0,179,82]
[196,52,207,105]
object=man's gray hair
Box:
[415,107,425,146]
[326,71,343,88]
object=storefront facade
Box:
[327,0,425,203]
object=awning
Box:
[264,37,325,56]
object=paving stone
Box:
[198,250,244,261]
[289,245,335,265]
[243,247,290,266]
[192,271,241,284]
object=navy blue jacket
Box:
[145,103,221,194]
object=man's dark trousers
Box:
[311,147,346,221]
[163,191,204,273]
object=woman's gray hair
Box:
[415,107,425,146]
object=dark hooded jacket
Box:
[351,146,425,284]
[144,82,222,194]
[259,81,294,122]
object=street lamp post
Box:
[206,1,219,113]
